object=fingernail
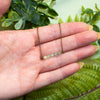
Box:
[78,62,84,69]
[88,25,93,31]
[94,45,99,52]
[97,33,100,39]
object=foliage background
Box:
[52,0,100,23]
[0,0,100,100]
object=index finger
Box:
[32,22,90,45]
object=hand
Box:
[0,0,98,99]
[0,22,98,99]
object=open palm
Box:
[0,0,98,99]
[0,22,98,99]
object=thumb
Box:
[0,0,11,18]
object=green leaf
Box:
[83,15,89,23]
[82,8,93,15]
[1,0,57,30]
[80,16,84,22]
[12,0,21,3]
[39,15,50,26]
[2,19,13,27]
[95,3,100,11]
[98,39,100,45]
[22,0,32,9]
[81,5,85,12]
[30,12,40,25]
[14,60,100,100]
[8,10,20,21]
[74,14,79,22]
[14,19,23,30]
[49,0,56,8]
[91,11,100,24]
[47,8,58,16]
[66,15,73,22]
[91,41,97,45]
[0,16,5,21]
[58,18,64,23]
[93,25,100,32]
[37,2,49,9]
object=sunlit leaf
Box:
[8,10,20,21]
[2,19,13,27]
[81,5,85,12]
[14,19,23,30]
[95,3,100,11]
[74,14,79,22]
[67,15,73,22]
[58,18,64,23]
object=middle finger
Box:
[36,31,98,57]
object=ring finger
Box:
[40,45,96,73]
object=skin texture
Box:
[0,0,98,100]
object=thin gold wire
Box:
[37,24,63,60]
[59,23,64,53]
[37,27,43,60]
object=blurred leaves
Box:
[74,14,79,22]
[93,25,100,32]
[64,4,100,46]
[0,0,58,30]
[65,3,100,29]
[66,15,73,22]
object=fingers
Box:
[0,0,11,17]
[32,22,89,45]
[40,45,96,72]
[37,31,98,57]
[34,63,80,90]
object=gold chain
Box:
[37,24,63,60]
[37,27,43,60]
[59,23,64,53]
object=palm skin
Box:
[0,29,80,99]
[0,0,98,100]
[0,26,98,99]
[0,30,39,98]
